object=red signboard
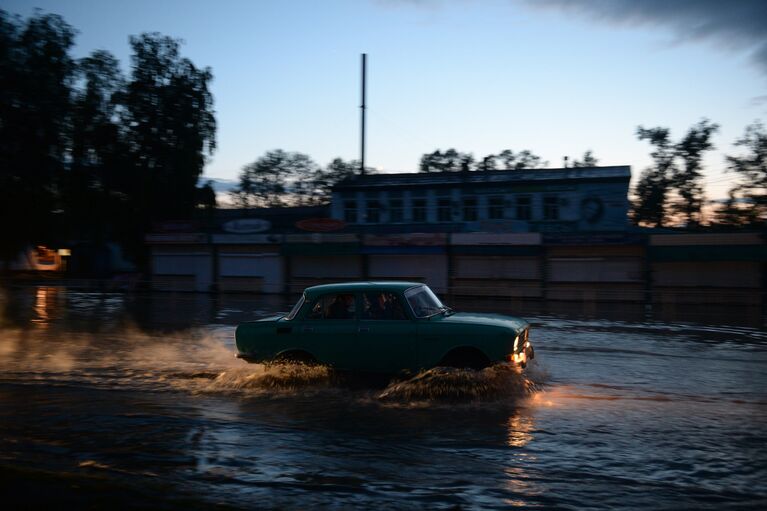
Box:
[295,218,346,232]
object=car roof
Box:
[304,281,424,298]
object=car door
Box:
[299,292,359,369]
[356,291,417,373]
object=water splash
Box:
[377,364,540,404]
[0,326,544,404]
[201,363,334,394]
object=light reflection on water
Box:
[0,286,765,509]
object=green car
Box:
[235,281,533,373]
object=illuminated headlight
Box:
[513,334,519,352]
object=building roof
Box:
[333,166,631,191]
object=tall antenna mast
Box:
[360,53,367,176]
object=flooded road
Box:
[1,287,766,509]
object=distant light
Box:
[58,249,71,256]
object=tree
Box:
[496,149,547,170]
[419,148,473,172]
[633,127,675,227]
[476,154,497,172]
[196,180,217,209]
[310,157,360,204]
[324,157,358,183]
[0,10,76,266]
[572,150,599,168]
[123,33,216,222]
[65,49,127,241]
[288,152,323,206]
[232,150,324,208]
[459,153,475,172]
[720,122,767,225]
[672,119,719,226]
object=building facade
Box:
[330,166,631,233]
[143,166,765,313]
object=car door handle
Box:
[302,327,314,333]
[358,327,369,333]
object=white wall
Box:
[219,252,283,293]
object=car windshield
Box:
[404,286,444,318]
[285,294,305,320]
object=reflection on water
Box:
[506,413,535,448]
[0,285,766,509]
[32,287,52,328]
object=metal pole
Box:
[360,53,366,176]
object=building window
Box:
[412,198,427,222]
[488,195,504,219]
[543,196,559,220]
[463,197,478,221]
[389,199,403,223]
[516,196,532,220]
[437,198,452,222]
[344,200,357,223]
[366,200,381,223]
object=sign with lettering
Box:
[223,218,271,234]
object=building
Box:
[143,166,765,314]
[330,166,631,233]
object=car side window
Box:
[306,293,356,320]
[362,292,407,320]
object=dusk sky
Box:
[4,0,765,199]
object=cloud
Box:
[527,0,767,77]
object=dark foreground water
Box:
[0,287,766,510]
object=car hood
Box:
[431,311,528,331]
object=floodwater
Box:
[1,287,766,510]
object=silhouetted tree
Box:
[633,127,675,227]
[288,152,323,206]
[65,49,127,241]
[672,119,719,226]
[0,10,76,267]
[572,150,599,168]
[497,149,547,170]
[719,122,767,225]
[0,13,218,272]
[419,149,473,172]
[233,150,324,207]
[312,157,359,203]
[460,153,474,172]
[196,180,217,209]
[123,33,216,222]
[324,157,358,183]
[476,154,497,172]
